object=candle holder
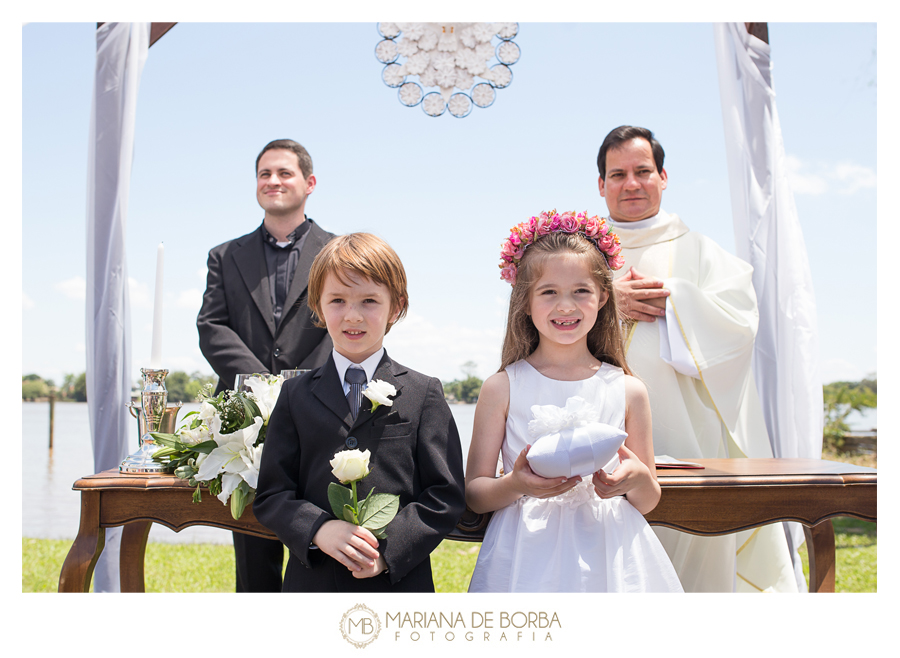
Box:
[120,368,170,474]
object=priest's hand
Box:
[614,267,669,322]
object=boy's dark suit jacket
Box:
[253,351,466,592]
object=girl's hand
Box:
[313,519,381,574]
[592,444,653,499]
[509,445,582,499]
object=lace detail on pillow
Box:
[528,396,600,437]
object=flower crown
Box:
[499,210,625,286]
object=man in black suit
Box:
[197,139,336,592]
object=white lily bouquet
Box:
[151,374,283,520]
[328,449,399,538]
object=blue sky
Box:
[20,21,877,389]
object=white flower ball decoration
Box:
[375,22,520,117]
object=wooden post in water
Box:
[48,390,55,450]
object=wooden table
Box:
[59,458,875,593]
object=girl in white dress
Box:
[467,211,683,593]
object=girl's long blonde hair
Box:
[498,231,632,375]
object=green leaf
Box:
[192,486,202,504]
[240,395,263,429]
[342,503,359,525]
[191,440,218,454]
[151,447,179,461]
[150,432,181,448]
[230,482,255,520]
[357,487,375,522]
[327,482,353,519]
[360,493,399,531]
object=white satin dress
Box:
[468,360,683,593]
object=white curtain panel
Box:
[714,22,824,591]
[85,22,150,592]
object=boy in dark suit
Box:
[253,233,466,591]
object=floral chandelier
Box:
[375,22,520,118]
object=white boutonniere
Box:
[362,379,397,413]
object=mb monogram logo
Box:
[340,603,382,648]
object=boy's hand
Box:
[352,553,388,579]
[313,519,380,573]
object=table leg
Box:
[119,521,152,593]
[58,491,105,593]
[804,519,836,593]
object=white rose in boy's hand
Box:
[330,449,371,484]
[362,380,397,412]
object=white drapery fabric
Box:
[714,22,823,591]
[86,22,150,592]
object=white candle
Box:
[150,242,164,368]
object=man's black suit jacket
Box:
[253,351,467,592]
[197,219,335,393]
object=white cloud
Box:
[785,154,875,196]
[383,311,503,382]
[820,357,868,384]
[56,276,86,301]
[197,267,208,281]
[832,162,876,194]
[785,155,827,195]
[22,292,35,309]
[176,288,203,309]
[128,277,152,309]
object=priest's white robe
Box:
[612,211,798,593]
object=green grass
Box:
[23,518,875,593]
[432,540,481,592]
[797,517,877,593]
[22,537,480,593]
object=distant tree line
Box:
[443,360,483,404]
[823,375,877,451]
[22,371,218,403]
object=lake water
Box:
[21,401,476,545]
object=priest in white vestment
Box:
[597,125,798,592]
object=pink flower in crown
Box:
[520,223,536,243]
[508,231,523,247]
[599,220,610,236]
[500,264,517,285]
[536,217,553,236]
[500,240,524,262]
[559,212,579,232]
[607,241,622,257]
[607,254,625,270]
[548,213,562,231]
[582,216,601,238]
[598,234,615,251]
